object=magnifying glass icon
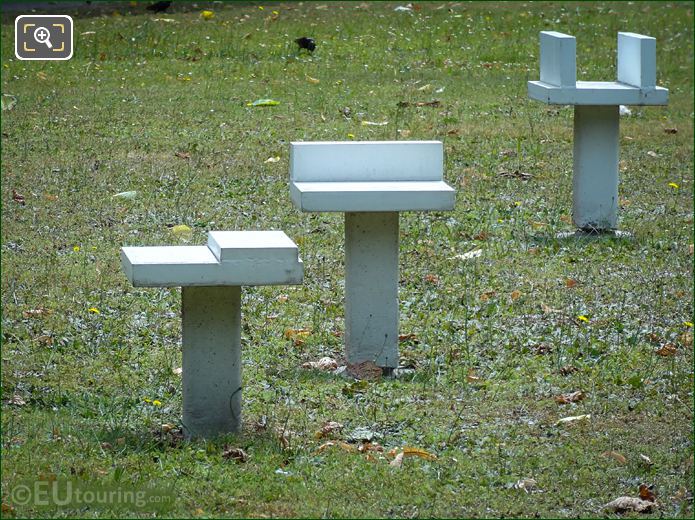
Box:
[34,26,53,49]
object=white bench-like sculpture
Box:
[290,141,455,370]
[528,31,668,232]
[121,231,303,438]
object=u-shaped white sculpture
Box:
[528,31,668,232]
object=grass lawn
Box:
[1,1,693,517]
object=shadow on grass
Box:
[528,229,636,249]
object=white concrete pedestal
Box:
[121,230,303,439]
[528,31,668,232]
[345,212,399,368]
[573,105,619,230]
[182,285,242,438]
[289,141,455,370]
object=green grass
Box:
[1,1,693,517]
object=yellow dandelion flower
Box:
[668,182,679,189]
[152,400,162,406]
[88,307,100,314]
[685,321,693,328]
[347,133,355,139]
[258,6,264,10]
[577,315,589,323]
[143,398,152,403]
[200,10,214,20]
[73,246,81,252]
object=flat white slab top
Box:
[290,180,455,212]
[528,80,668,105]
[208,230,298,263]
[121,231,303,287]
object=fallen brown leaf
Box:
[284,327,311,346]
[603,496,656,513]
[347,360,382,380]
[389,451,404,467]
[8,395,26,406]
[645,332,661,344]
[679,332,692,347]
[316,441,356,453]
[664,128,678,134]
[541,303,561,314]
[639,484,656,502]
[480,290,496,302]
[23,307,51,318]
[358,442,384,453]
[466,370,481,383]
[389,447,437,468]
[36,334,53,346]
[222,446,248,463]
[424,274,439,284]
[314,421,343,439]
[565,278,578,288]
[554,391,585,404]
[559,365,577,376]
[174,151,191,159]
[302,357,338,371]
[655,343,677,357]
[602,450,627,464]
[639,454,654,466]
[513,478,537,493]
[403,446,437,460]
[510,290,522,301]
[398,333,418,342]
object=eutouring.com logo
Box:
[9,479,175,512]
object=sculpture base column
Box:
[344,212,399,369]
[182,286,242,438]
[573,105,620,231]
